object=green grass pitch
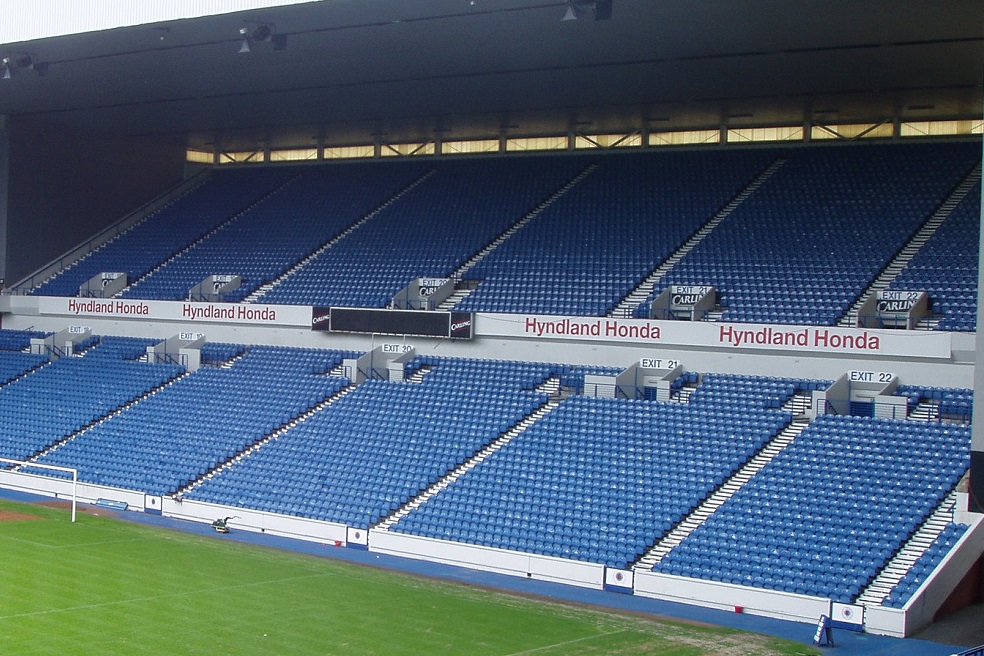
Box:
[0,500,818,655]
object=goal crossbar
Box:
[0,457,78,522]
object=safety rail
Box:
[956,646,984,656]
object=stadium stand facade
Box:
[0,3,980,643]
[0,137,982,641]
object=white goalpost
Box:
[0,457,78,522]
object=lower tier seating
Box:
[0,337,969,609]
[391,392,791,568]
[0,337,184,463]
[36,346,354,496]
[651,415,969,602]
[185,357,556,527]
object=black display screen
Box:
[312,307,473,339]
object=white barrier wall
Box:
[0,470,147,509]
[369,529,605,589]
[633,570,832,624]
[863,606,907,639]
[0,471,73,500]
[879,515,984,638]
[162,497,348,545]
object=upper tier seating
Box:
[22,143,982,333]
[30,168,296,297]
[256,156,589,307]
[452,149,778,315]
[889,181,981,332]
[119,161,428,301]
[34,345,353,496]
[652,414,970,602]
[640,142,981,325]
[0,337,184,462]
[184,357,557,527]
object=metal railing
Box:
[152,351,189,367]
[956,646,984,656]
[817,397,969,423]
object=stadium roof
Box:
[0,0,980,151]
[0,1,318,44]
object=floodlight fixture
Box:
[238,22,285,53]
[1,53,50,77]
[238,27,251,53]
[562,0,613,21]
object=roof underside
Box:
[0,0,980,151]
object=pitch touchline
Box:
[46,536,162,549]
[503,629,629,655]
[0,572,333,620]
[0,533,154,549]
